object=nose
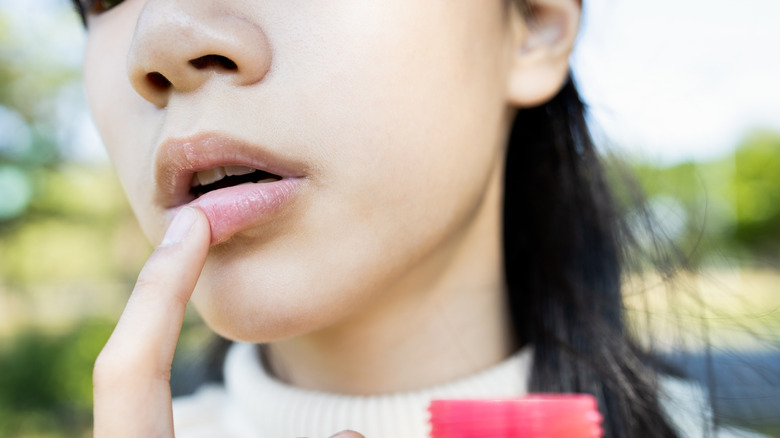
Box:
[127,1,272,108]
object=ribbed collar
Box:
[223,342,532,438]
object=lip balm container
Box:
[429,394,603,438]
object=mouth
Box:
[155,133,305,245]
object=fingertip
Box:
[188,207,213,248]
[161,207,197,247]
[188,206,212,242]
[160,206,211,248]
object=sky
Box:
[3,0,780,165]
[573,0,780,163]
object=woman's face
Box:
[83,0,518,341]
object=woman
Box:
[72,0,752,436]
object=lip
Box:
[155,133,306,245]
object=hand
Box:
[93,207,210,437]
[92,207,367,438]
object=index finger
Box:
[93,207,211,437]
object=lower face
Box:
[83,0,516,342]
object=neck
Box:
[265,162,513,395]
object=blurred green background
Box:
[0,1,778,437]
[0,2,211,436]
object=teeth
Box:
[190,165,275,189]
[195,167,227,186]
[224,165,256,177]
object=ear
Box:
[506,0,581,108]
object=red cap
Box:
[429,394,603,438]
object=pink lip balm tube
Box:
[429,394,603,438]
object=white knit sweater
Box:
[172,342,762,438]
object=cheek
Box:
[83,13,162,240]
[84,7,142,144]
[298,2,511,224]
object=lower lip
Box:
[177,178,301,245]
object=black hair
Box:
[501,1,684,434]
[505,77,681,437]
[72,0,87,26]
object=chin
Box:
[190,270,352,344]
[193,296,308,344]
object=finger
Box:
[93,207,211,438]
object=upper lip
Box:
[154,132,307,208]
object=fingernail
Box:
[161,207,197,246]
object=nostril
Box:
[147,72,172,90]
[189,55,238,71]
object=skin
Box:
[85,0,579,435]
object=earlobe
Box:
[506,0,581,108]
